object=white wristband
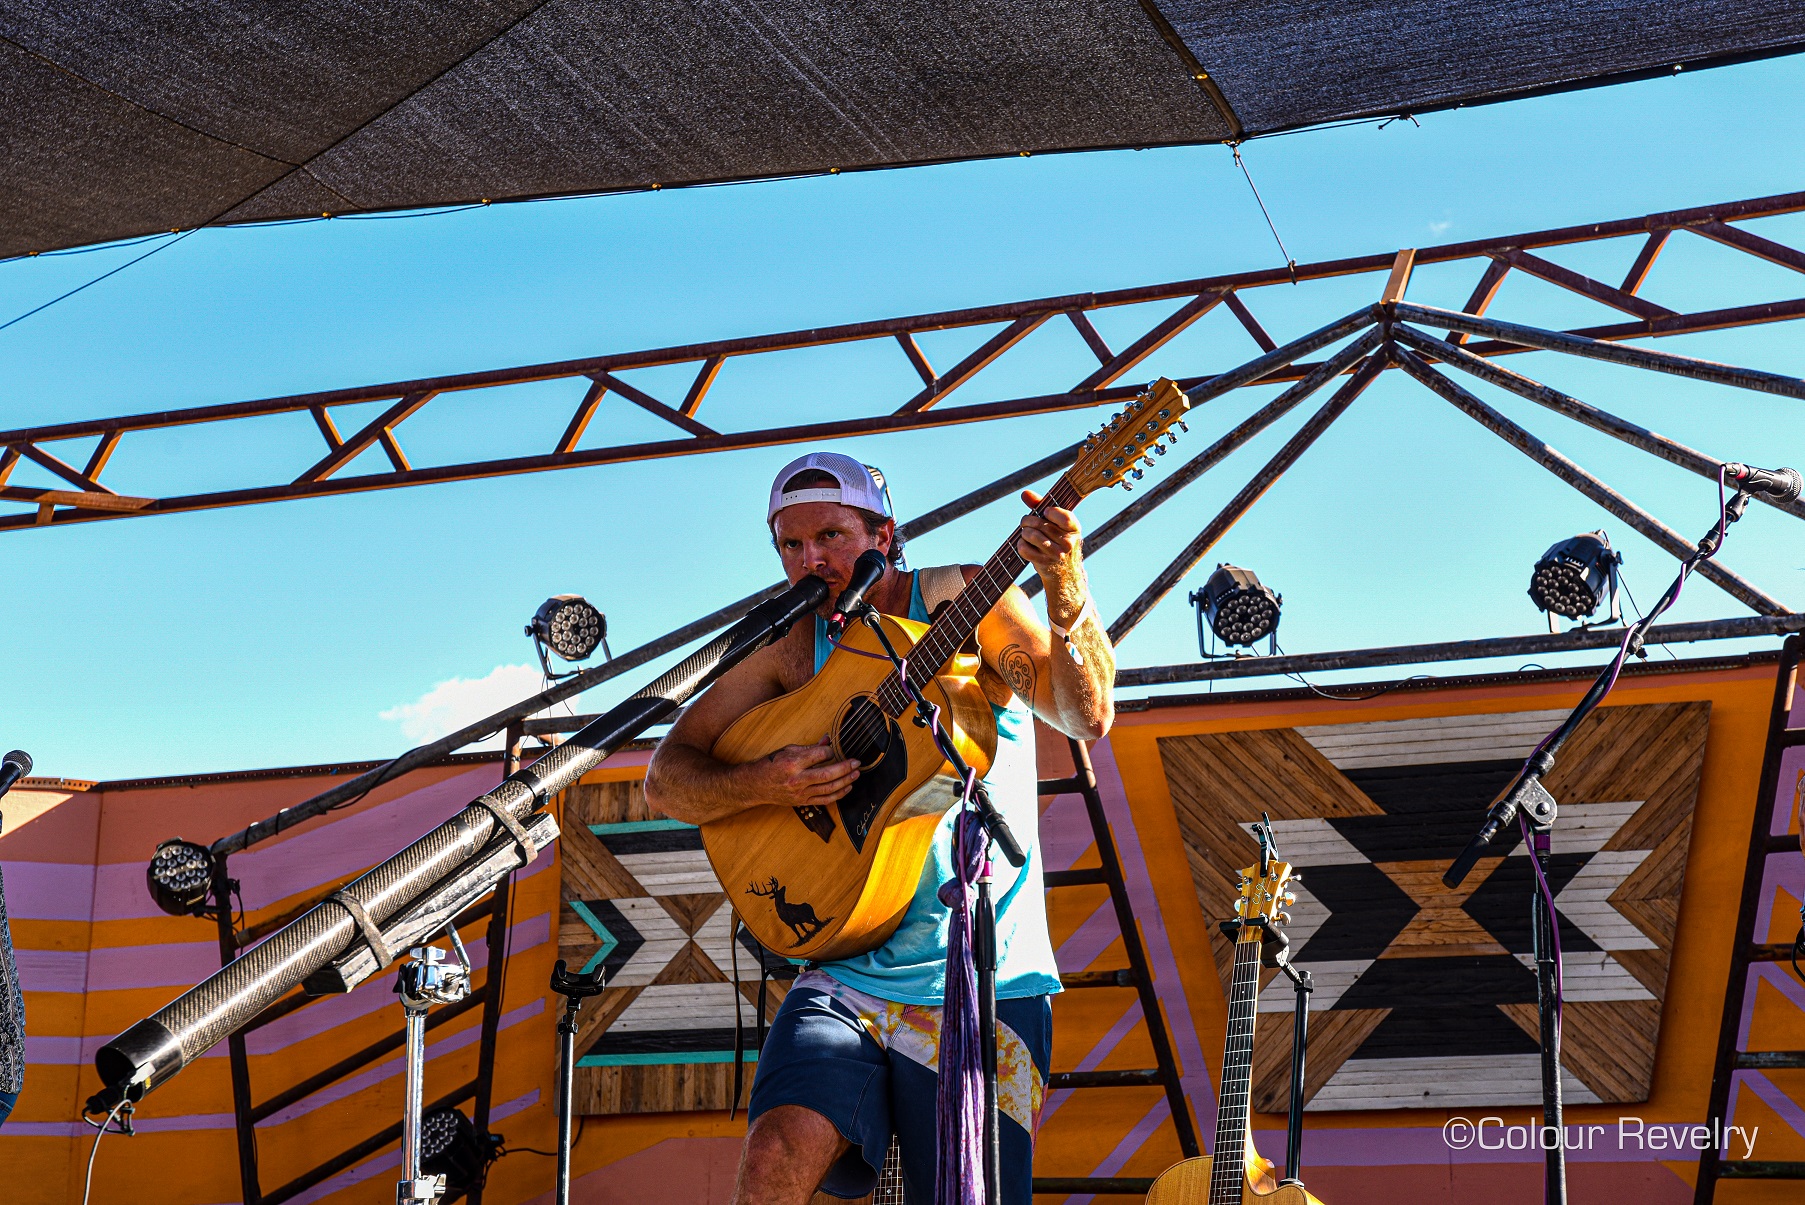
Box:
[1049,596,1097,666]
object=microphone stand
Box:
[396,935,474,1205]
[852,605,1026,1205]
[1443,479,1760,1205]
[548,960,609,1205]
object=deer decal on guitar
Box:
[746,876,834,946]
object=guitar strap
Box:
[915,564,966,618]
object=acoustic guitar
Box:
[701,379,1193,960]
[1144,843,1322,1205]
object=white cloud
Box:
[1428,219,1452,235]
[380,663,546,748]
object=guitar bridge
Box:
[793,805,836,843]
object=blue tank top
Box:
[809,572,1062,1005]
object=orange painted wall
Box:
[0,656,1798,1205]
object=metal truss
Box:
[4,189,1805,534]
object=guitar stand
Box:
[1266,931,1313,1188]
[853,605,1027,1205]
[549,959,610,1205]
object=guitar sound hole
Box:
[836,695,890,767]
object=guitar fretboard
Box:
[874,476,1083,716]
[1208,929,1263,1205]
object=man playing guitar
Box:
[646,450,1116,1205]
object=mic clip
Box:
[826,601,877,641]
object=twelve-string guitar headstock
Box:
[1067,378,1191,497]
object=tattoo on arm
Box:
[999,644,1038,705]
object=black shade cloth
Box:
[3,0,1801,258]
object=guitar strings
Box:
[1211,934,1263,1200]
[829,479,1079,756]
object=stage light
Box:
[1529,531,1621,624]
[146,839,216,917]
[526,595,610,679]
[1189,564,1282,654]
[419,1106,499,1200]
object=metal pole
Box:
[1283,969,1312,1184]
[466,722,523,1205]
[556,995,579,1205]
[400,1002,428,1201]
[1393,302,1805,402]
[212,858,262,1205]
[1392,347,1787,616]
[1111,613,1805,687]
[1531,828,1568,1205]
[1108,348,1391,643]
[1391,323,1805,522]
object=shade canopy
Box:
[5,0,1802,258]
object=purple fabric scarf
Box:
[935,796,987,1205]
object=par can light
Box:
[420,1106,499,1200]
[527,595,610,678]
[1529,531,1620,621]
[1190,563,1282,652]
[146,838,216,917]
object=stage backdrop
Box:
[0,652,1800,1205]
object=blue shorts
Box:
[748,973,1052,1204]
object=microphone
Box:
[1724,463,1803,502]
[827,550,888,638]
[0,750,31,801]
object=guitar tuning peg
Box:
[1130,468,1144,480]
[1152,444,1166,456]
[1141,456,1154,468]
[1277,911,1291,926]
[1178,420,1189,432]
[1121,481,1133,492]
[1282,891,1297,906]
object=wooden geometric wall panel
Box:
[1161,701,1709,1110]
[561,778,774,1115]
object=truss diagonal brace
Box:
[11,442,116,494]
[1394,303,1805,401]
[1070,292,1223,393]
[1392,324,1805,522]
[1493,248,1677,320]
[1107,347,1392,644]
[593,372,717,437]
[898,315,1049,413]
[1392,347,1787,617]
[295,392,435,483]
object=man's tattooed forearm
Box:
[999,644,1038,704]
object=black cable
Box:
[81,1099,131,1205]
[1271,644,1429,700]
[0,229,198,333]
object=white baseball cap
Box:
[767,451,894,525]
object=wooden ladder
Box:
[1034,738,1202,1197]
[1695,635,1805,1200]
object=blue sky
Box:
[3,56,1803,782]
